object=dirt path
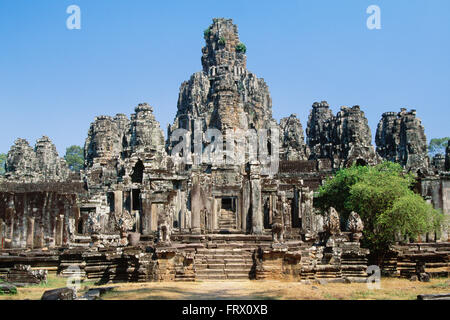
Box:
[1,276,448,300]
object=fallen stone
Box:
[0,283,17,295]
[88,286,116,296]
[417,293,450,300]
[41,287,77,300]
[409,275,418,282]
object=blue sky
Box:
[0,0,449,156]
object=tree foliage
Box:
[64,145,84,172]
[235,42,247,53]
[203,27,211,39]
[315,161,444,264]
[428,137,450,157]
[0,153,6,175]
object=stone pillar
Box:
[114,190,123,216]
[191,175,202,234]
[180,190,187,230]
[242,179,250,232]
[141,195,150,235]
[236,195,241,230]
[34,216,43,248]
[26,217,35,249]
[150,203,158,231]
[212,197,218,230]
[250,162,263,234]
[57,215,64,246]
[0,219,4,248]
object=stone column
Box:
[242,179,250,232]
[0,219,4,248]
[180,190,187,230]
[150,202,158,231]
[114,190,123,216]
[250,162,263,234]
[55,215,63,247]
[26,217,35,249]
[212,197,218,230]
[191,175,202,234]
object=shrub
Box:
[236,42,247,53]
[315,161,444,265]
[218,37,226,46]
[203,27,211,39]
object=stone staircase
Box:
[194,243,255,280]
[218,210,237,230]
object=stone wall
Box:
[0,183,83,249]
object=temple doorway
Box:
[218,197,237,230]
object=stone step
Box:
[206,264,226,270]
[196,269,225,275]
[225,269,251,274]
[226,274,250,279]
[199,254,252,259]
[196,274,227,280]
[224,263,253,269]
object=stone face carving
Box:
[4,137,70,182]
[346,211,364,241]
[376,109,429,172]
[306,101,334,161]
[279,114,309,160]
[306,102,379,168]
[167,18,276,163]
[129,103,165,154]
[331,106,380,168]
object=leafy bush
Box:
[315,161,444,265]
[236,42,247,53]
[218,37,226,45]
[203,27,211,39]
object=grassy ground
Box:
[0,275,448,300]
[0,274,97,300]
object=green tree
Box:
[235,42,247,54]
[315,162,443,265]
[64,145,84,172]
[0,153,6,175]
[428,137,450,157]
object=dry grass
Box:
[100,278,449,300]
[0,275,448,300]
[0,274,97,300]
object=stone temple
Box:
[0,18,448,283]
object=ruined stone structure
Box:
[306,102,379,168]
[4,137,70,183]
[0,18,448,283]
[376,109,429,173]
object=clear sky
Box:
[1,0,449,156]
